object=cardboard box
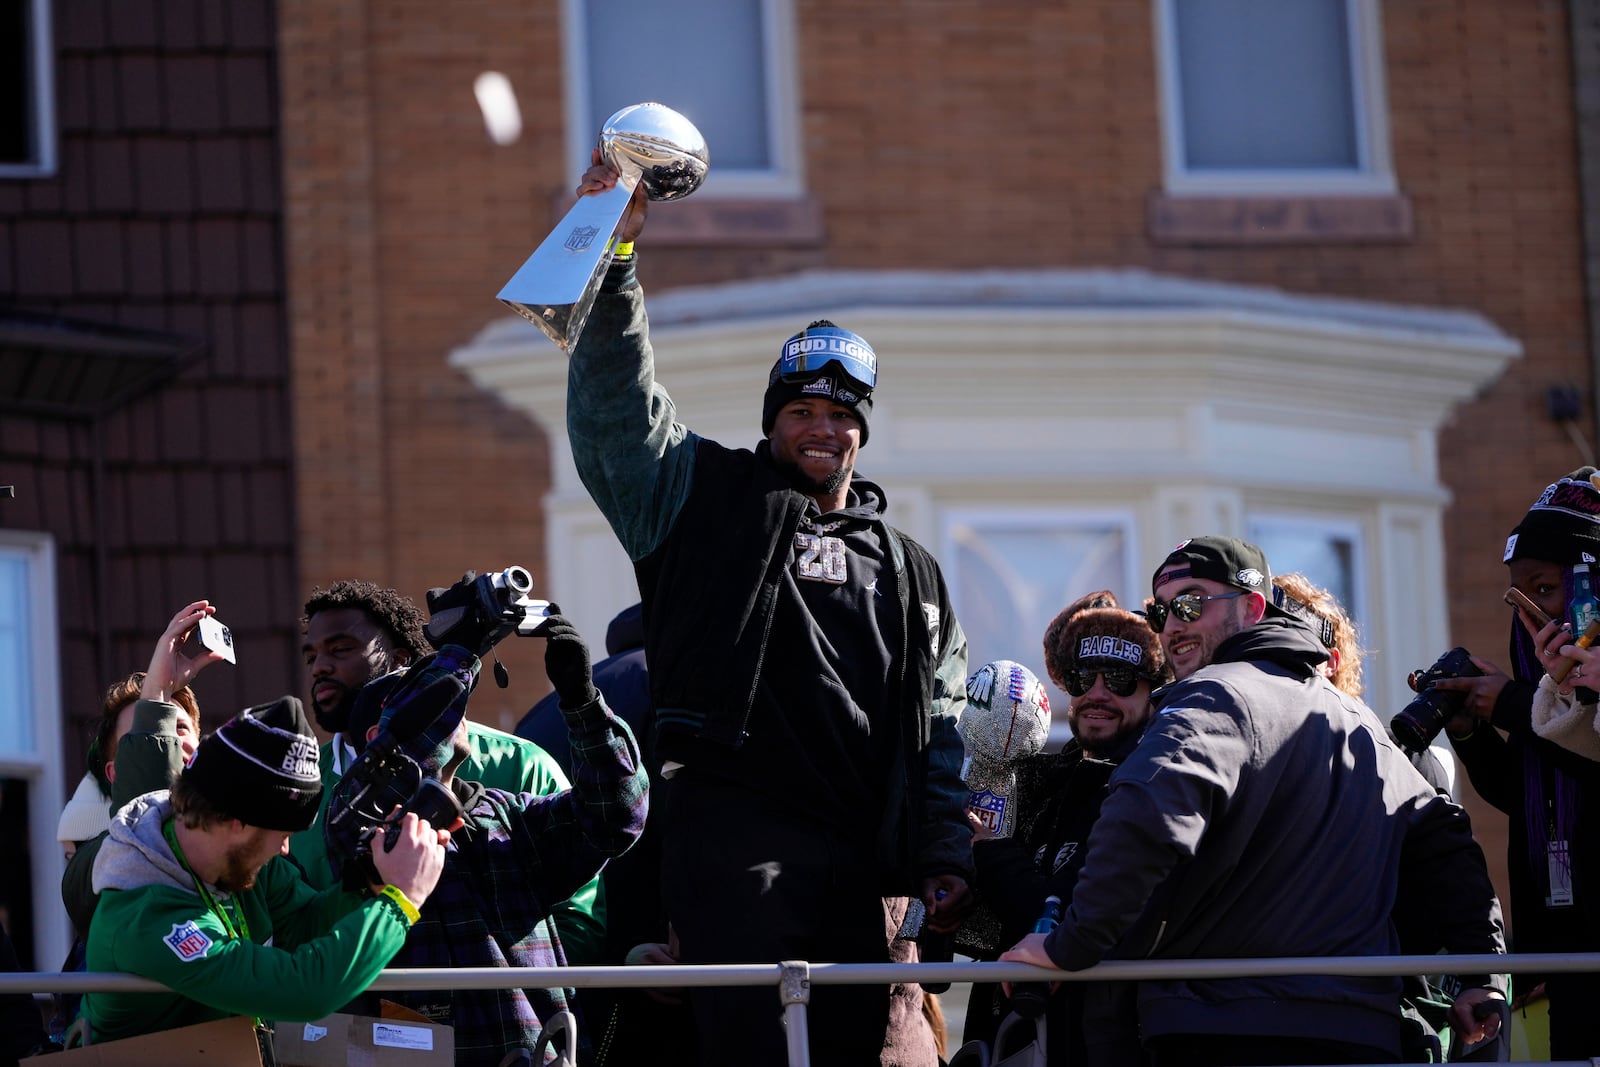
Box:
[273,1012,454,1067]
[33,1015,266,1066]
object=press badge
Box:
[1548,839,1574,907]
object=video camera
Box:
[325,648,478,888]
[424,566,555,684]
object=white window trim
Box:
[940,505,1144,621]
[1247,510,1370,628]
[1153,0,1395,197]
[0,0,57,179]
[0,530,68,971]
[559,0,805,199]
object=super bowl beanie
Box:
[762,320,875,444]
[1505,467,1600,565]
[182,695,322,831]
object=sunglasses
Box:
[779,328,877,393]
[1146,591,1246,634]
[1062,665,1143,698]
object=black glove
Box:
[541,615,599,709]
[425,571,488,653]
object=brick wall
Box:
[0,0,299,765]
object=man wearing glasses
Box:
[1004,537,1505,1066]
[562,163,972,1066]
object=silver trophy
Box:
[498,102,709,352]
[959,660,1051,839]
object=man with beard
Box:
[82,696,447,1043]
[562,161,971,1066]
[1003,537,1506,1066]
[287,579,606,964]
[965,591,1169,1063]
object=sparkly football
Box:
[959,659,1051,790]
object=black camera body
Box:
[1391,646,1482,754]
[327,725,464,889]
[424,565,554,656]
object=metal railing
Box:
[9,951,1599,1066]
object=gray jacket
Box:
[1045,620,1503,1053]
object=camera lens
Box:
[220,626,232,646]
[505,566,534,595]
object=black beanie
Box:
[1505,467,1600,565]
[182,696,322,831]
[761,320,875,444]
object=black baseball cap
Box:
[1152,536,1289,617]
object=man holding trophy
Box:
[536,112,973,1065]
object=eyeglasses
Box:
[1062,666,1143,697]
[1146,591,1246,634]
[778,326,877,392]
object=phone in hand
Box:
[183,615,237,664]
[1504,587,1555,630]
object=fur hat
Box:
[182,696,322,831]
[1042,590,1170,692]
[762,320,875,444]
[1505,467,1600,565]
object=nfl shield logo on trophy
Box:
[563,226,600,253]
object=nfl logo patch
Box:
[968,789,1006,835]
[563,225,599,253]
[164,920,213,962]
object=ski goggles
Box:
[1061,664,1144,698]
[777,325,878,393]
[1146,591,1246,634]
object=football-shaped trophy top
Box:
[600,102,710,202]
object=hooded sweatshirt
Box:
[84,791,414,1042]
[1042,619,1502,1055]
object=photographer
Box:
[290,579,607,966]
[62,600,217,935]
[82,695,447,1043]
[324,614,648,1067]
[1429,467,1600,1059]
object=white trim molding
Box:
[452,267,1519,679]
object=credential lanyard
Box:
[162,816,252,943]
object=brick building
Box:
[2,0,1595,978]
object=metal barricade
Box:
[8,951,1600,1067]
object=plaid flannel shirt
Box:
[371,692,647,1067]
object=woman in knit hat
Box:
[1431,467,1600,1060]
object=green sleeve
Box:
[286,742,341,890]
[465,724,608,964]
[63,701,193,933]
[255,855,367,949]
[88,872,412,1031]
[567,284,697,562]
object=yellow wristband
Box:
[378,884,421,924]
[613,241,635,258]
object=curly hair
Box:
[302,579,429,660]
[1273,572,1366,698]
[88,672,201,797]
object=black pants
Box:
[1147,1034,1394,1066]
[661,773,891,1067]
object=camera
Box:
[1390,646,1481,754]
[424,565,554,656]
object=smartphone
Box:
[183,615,237,664]
[1504,587,1555,630]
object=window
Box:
[563,0,802,197]
[1249,513,1367,629]
[1154,0,1393,195]
[0,0,57,178]
[943,510,1138,748]
[0,532,67,971]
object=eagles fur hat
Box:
[762,320,876,444]
[182,696,322,831]
[1504,467,1600,565]
[1043,590,1170,692]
